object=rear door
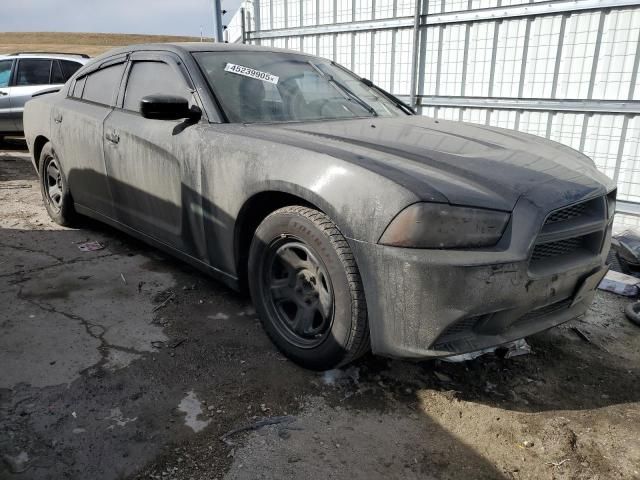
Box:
[52,55,127,218]
[10,58,56,131]
[103,52,204,253]
[0,59,14,132]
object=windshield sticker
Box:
[224,63,279,84]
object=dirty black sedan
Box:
[24,43,616,370]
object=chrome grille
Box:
[544,203,587,224]
[531,236,587,261]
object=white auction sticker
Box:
[224,63,279,84]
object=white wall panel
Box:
[583,114,625,179]
[353,32,372,77]
[556,12,600,99]
[493,19,527,97]
[373,30,393,89]
[462,108,486,125]
[489,109,517,129]
[375,0,394,19]
[421,26,440,96]
[336,0,352,22]
[549,113,584,151]
[593,9,640,100]
[440,24,466,96]
[393,29,414,95]
[523,16,561,98]
[465,22,495,97]
[318,34,334,59]
[519,111,550,138]
[288,0,301,27]
[335,33,353,68]
[618,116,640,202]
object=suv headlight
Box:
[379,203,510,249]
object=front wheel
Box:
[248,206,370,370]
[38,142,76,226]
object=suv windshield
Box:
[193,51,404,123]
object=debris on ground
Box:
[434,371,453,383]
[1,451,31,474]
[504,338,532,358]
[152,292,175,312]
[598,270,639,296]
[220,416,298,446]
[321,366,360,386]
[624,301,640,327]
[178,391,210,433]
[612,231,640,273]
[77,241,104,252]
[120,273,127,285]
[443,338,532,362]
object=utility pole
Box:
[213,0,224,42]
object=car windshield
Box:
[193,51,404,123]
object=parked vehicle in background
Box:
[23,43,615,370]
[0,52,88,140]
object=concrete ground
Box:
[1,139,639,480]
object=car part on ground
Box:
[624,301,640,327]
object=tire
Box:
[38,142,76,226]
[625,301,640,327]
[248,206,370,370]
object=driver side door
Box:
[104,52,205,256]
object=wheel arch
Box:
[233,187,349,291]
[32,135,50,171]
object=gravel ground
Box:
[1,138,639,480]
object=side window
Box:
[81,62,125,106]
[60,60,82,81]
[15,59,53,86]
[0,60,12,88]
[123,61,191,112]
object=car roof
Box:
[88,42,315,62]
[0,52,89,63]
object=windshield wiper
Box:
[309,62,378,117]
[361,78,416,115]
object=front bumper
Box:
[349,196,612,360]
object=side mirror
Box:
[140,95,201,121]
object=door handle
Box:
[105,132,120,144]
[54,114,63,123]
[0,91,7,96]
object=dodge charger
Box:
[24,43,616,370]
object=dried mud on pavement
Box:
[1,139,639,480]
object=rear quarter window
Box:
[60,60,83,81]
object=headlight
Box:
[379,203,510,249]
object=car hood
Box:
[249,116,614,212]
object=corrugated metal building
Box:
[227,0,640,230]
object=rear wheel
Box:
[38,142,76,226]
[248,206,369,370]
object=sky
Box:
[1,0,243,37]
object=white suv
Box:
[0,52,88,140]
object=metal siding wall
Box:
[247,0,640,217]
